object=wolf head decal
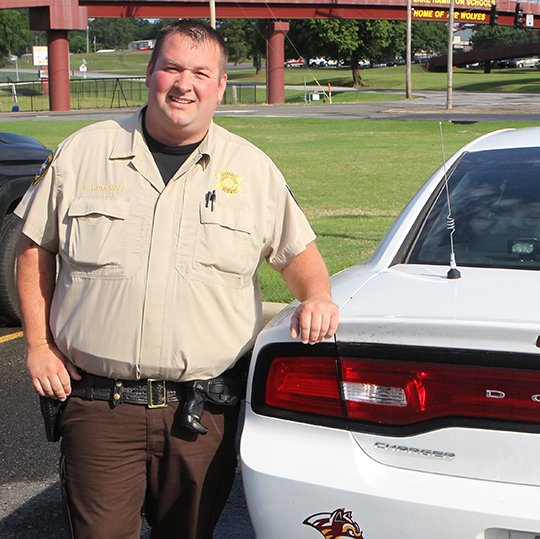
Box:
[303,508,364,538]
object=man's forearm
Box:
[280,241,333,302]
[17,234,79,400]
[280,241,339,344]
[17,235,57,348]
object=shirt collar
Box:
[109,106,145,160]
[190,124,212,170]
[108,107,216,167]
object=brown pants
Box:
[58,397,240,539]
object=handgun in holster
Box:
[178,352,251,435]
[39,396,67,442]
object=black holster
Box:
[39,396,67,442]
[178,352,250,435]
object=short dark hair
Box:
[150,19,228,74]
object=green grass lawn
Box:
[69,50,153,75]
[1,117,538,301]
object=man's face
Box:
[145,33,227,145]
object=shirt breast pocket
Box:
[193,203,253,283]
[67,198,129,269]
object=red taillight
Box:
[342,358,540,424]
[266,357,342,416]
[264,355,540,426]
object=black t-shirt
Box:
[142,112,202,185]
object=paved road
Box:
[1,90,540,123]
[0,328,255,538]
[219,90,540,122]
[216,89,540,122]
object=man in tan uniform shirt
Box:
[16,20,339,539]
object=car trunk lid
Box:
[336,264,540,486]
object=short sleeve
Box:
[265,183,316,271]
[15,158,59,253]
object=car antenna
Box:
[439,122,461,280]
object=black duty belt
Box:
[70,353,250,416]
[60,354,250,435]
[71,373,181,408]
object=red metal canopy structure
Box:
[1,0,540,110]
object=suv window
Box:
[407,147,540,269]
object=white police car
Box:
[241,127,540,539]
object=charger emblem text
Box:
[486,389,505,399]
[486,389,540,402]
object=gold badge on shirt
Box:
[215,171,242,195]
[32,152,54,187]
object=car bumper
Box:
[240,409,540,539]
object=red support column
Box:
[265,21,289,105]
[47,30,71,111]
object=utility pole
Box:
[210,0,216,28]
[406,0,412,99]
[446,0,455,110]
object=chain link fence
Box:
[0,76,263,113]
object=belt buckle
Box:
[147,379,168,409]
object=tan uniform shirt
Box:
[16,110,316,381]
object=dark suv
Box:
[0,132,52,325]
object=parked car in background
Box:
[496,59,519,68]
[309,57,327,67]
[511,58,539,68]
[284,58,306,68]
[241,127,540,538]
[385,58,405,66]
[413,54,431,63]
[338,58,370,68]
[522,57,540,68]
[0,132,51,325]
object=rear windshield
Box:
[407,147,540,269]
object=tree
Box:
[69,31,87,54]
[411,21,447,57]
[0,10,32,58]
[288,19,399,87]
[244,21,266,73]
[133,19,156,41]
[471,25,539,72]
[471,25,538,50]
[215,20,266,72]
[391,20,447,63]
[89,18,140,50]
[30,30,47,48]
[82,18,158,52]
[287,19,450,87]
[219,20,251,64]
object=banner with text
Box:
[412,6,488,21]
